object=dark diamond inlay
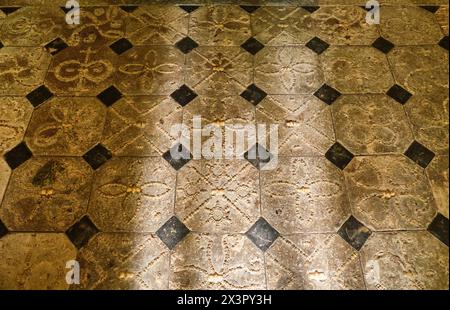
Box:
[244,143,273,170]
[372,37,395,54]
[246,218,279,252]
[0,219,8,239]
[306,37,330,55]
[338,216,372,251]
[0,41,4,50]
[170,84,198,106]
[83,144,112,170]
[325,142,354,170]
[404,141,435,168]
[301,6,320,13]
[109,38,133,55]
[0,7,20,15]
[26,85,54,108]
[314,84,341,105]
[65,216,99,249]
[241,37,265,55]
[156,216,190,250]
[240,84,267,106]
[179,5,199,13]
[45,37,68,56]
[162,143,192,171]
[119,5,138,13]
[240,5,260,14]
[438,36,449,51]
[175,36,199,54]
[420,6,440,13]
[97,85,123,107]
[4,142,33,170]
[387,84,412,104]
[427,213,449,246]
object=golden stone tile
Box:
[332,95,414,155]
[0,47,51,95]
[435,5,449,35]
[388,46,449,97]
[0,158,10,203]
[251,6,313,45]
[0,157,93,231]
[24,97,106,156]
[189,5,251,46]
[76,233,170,289]
[0,6,64,46]
[404,95,448,155]
[186,47,253,96]
[266,234,365,290]
[126,5,188,45]
[88,157,176,232]
[360,232,449,290]
[102,96,182,156]
[426,156,449,218]
[0,97,33,155]
[322,46,394,94]
[379,6,444,45]
[256,95,334,156]
[261,157,351,234]
[175,160,260,233]
[344,156,437,231]
[45,46,117,96]
[170,233,266,289]
[115,46,184,95]
[0,233,76,289]
[255,46,324,94]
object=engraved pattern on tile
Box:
[426,156,449,218]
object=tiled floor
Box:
[0,0,448,290]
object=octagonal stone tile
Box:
[24,97,106,156]
[176,160,260,233]
[76,233,170,289]
[426,156,449,218]
[186,47,253,96]
[0,157,93,231]
[332,95,414,155]
[435,5,449,35]
[256,95,334,156]
[0,158,10,204]
[102,96,182,156]
[0,97,33,155]
[261,157,351,234]
[266,234,365,290]
[170,233,266,289]
[255,46,324,94]
[321,46,394,94]
[344,156,437,231]
[360,232,449,290]
[88,157,176,232]
[0,233,76,289]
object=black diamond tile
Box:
[246,218,279,252]
[65,216,99,249]
[26,85,53,108]
[240,84,267,106]
[337,216,372,251]
[109,38,133,55]
[175,36,199,54]
[301,6,320,13]
[372,37,395,54]
[0,219,8,239]
[427,213,449,247]
[420,6,440,13]
[156,216,190,250]
[404,141,435,168]
[313,84,341,105]
[170,85,198,107]
[240,6,260,14]
[82,144,112,170]
[179,5,199,13]
[241,37,265,55]
[0,41,3,50]
[0,7,20,15]
[386,84,412,104]
[119,5,138,13]
[306,37,330,55]
[244,143,273,170]
[325,142,354,170]
[97,85,122,107]
[45,37,68,56]
[438,36,449,51]
[4,142,33,170]
[162,143,192,171]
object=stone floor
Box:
[0,0,449,290]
